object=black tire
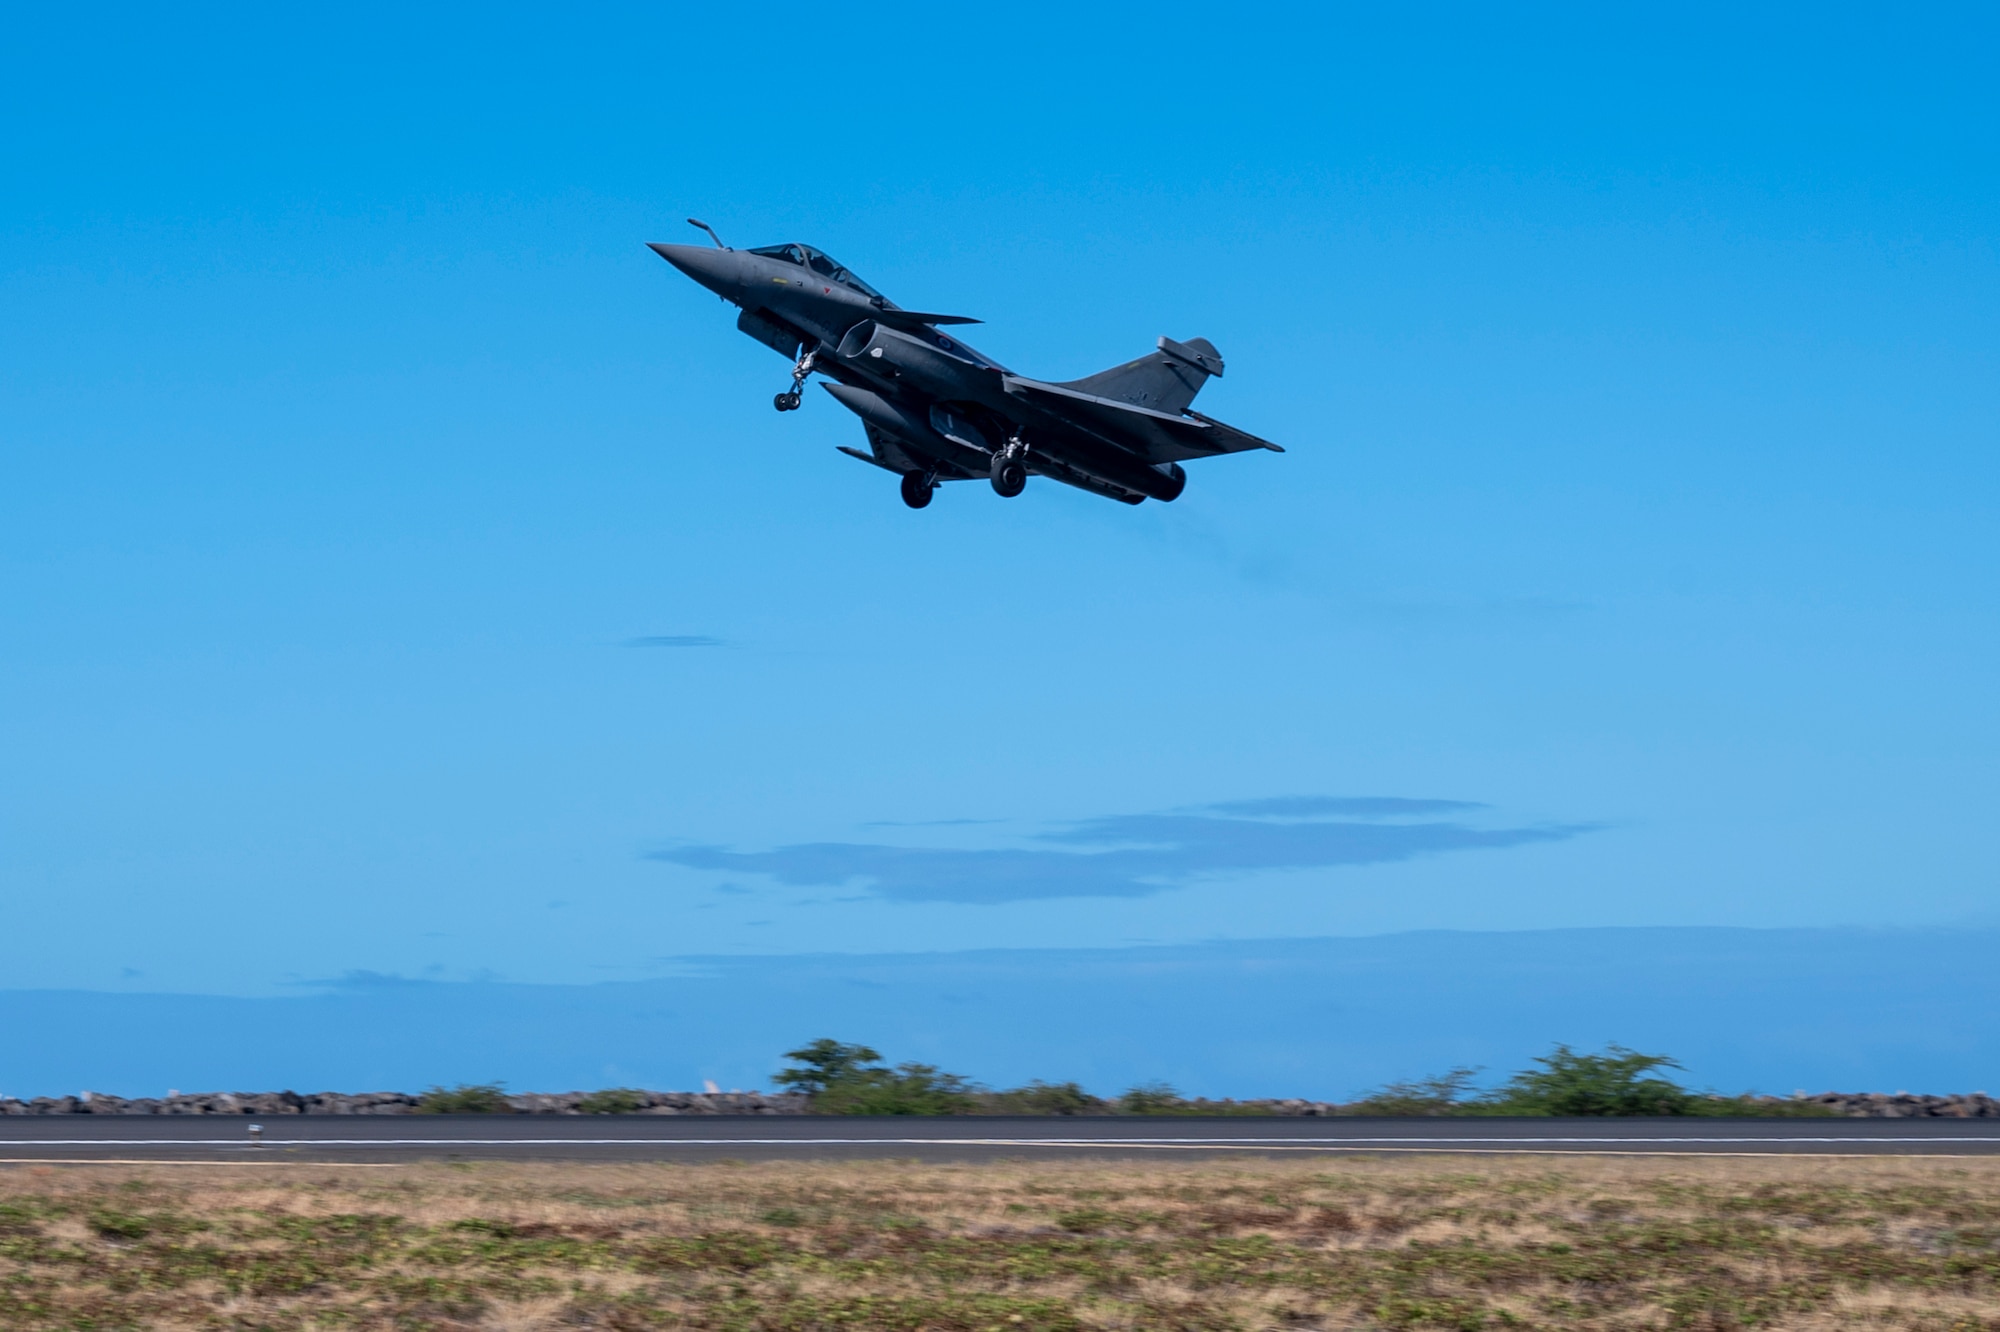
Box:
[899,472,934,509]
[990,457,1027,498]
[774,391,800,412]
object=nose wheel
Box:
[773,349,817,412]
[899,471,936,509]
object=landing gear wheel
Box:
[774,350,816,413]
[990,456,1027,498]
[899,472,935,509]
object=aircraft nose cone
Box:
[649,242,740,298]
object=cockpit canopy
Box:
[746,243,883,299]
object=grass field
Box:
[1,1156,1997,1331]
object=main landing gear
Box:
[773,349,816,412]
[989,437,1028,498]
[899,471,936,509]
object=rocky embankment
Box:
[0,1090,808,1115]
[1786,1092,2000,1118]
[1,1090,1993,1116]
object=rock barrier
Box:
[1788,1092,2000,1119]
[0,1090,809,1115]
[0,1090,1992,1116]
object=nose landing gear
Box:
[773,349,817,412]
[899,471,936,509]
[990,436,1028,498]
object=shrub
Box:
[813,1062,978,1115]
[1348,1067,1482,1116]
[576,1088,647,1115]
[1118,1082,1186,1114]
[1344,1051,1849,1118]
[416,1083,512,1114]
[1477,1044,1691,1116]
[775,1039,978,1115]
[984,1080,1106,1115]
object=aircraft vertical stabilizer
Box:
[1059,336,1224,415]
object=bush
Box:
[1345,1049,1851,1118]
[775,1039,978,1115]
[1117,1082,1186,1114]
[815,1062,978,1115]
[1348,1067,1482,1116]
[576,1088,647,1114]
[416,1083,512,1114]
[1477,1044,1692,1116]
[983,1081,1106,1115]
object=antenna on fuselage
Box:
[686,218,728,250]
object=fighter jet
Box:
[650,219,1282,509]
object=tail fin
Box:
[1060,336,1224,415]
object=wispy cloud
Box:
[650,798,1594,905]
[624,635,724,648]
[1201,795,1484,819]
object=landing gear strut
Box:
[899,471,936,509]
[773,349,816,412]
[990,436,1028,498]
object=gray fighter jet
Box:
[650,219,1282,508]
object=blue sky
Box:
[3,0,1997,1039]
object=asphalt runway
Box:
[1,1116,1996,1164]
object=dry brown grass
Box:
[1,1154,1997,1330]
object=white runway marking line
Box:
[1,1134,1997,1148]
[916,1144,2000,1158]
